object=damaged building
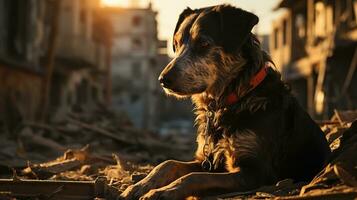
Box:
[271,0,357,118]
[106,4,164,130]
[0,0,112,131]
[105,4,194,132]
[52,0,112,120]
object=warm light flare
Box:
[101,0,130,7]
[315,90,325,114]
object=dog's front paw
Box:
[120,184,138,199]
[139,188,181,200]
[120,183,151,200]
[139,189,166,200]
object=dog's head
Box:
[159,5,259,98]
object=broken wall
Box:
[0,65,43,131]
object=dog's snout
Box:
[159,74,174,88]
[158,76,164,83]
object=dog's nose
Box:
[158,75,173,88]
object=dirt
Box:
[0,109,356,200]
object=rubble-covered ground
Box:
[0,109,356,200]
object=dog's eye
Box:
[200,41,210,48]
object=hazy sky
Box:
[149,0,283,40]
[102,0,284,54]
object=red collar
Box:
[226,64,270,106]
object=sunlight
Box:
[101,0,130,7]
[315,90,325,114]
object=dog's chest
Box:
[195,104,262,172]
[214,130,259,171]
[197,117,260,172]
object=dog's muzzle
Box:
[158,61,182,90]
[158,75,172,88]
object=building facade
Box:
[271,0,357,118]
[0,0,112,131]
[52,0,112,119]
[106,4,161,130]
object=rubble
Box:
[0,178,107,200]
[0,107,194,199]
[0,109,356,200]
[218,110,357,200]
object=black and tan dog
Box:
[121,4,331,200]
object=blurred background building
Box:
[105,4,160,129]
[0,0,112,132]
[0,0,355,134]
[104,3,193,131]
[0,0,194,134]
[271,0,357,119]
[54,0,112,119]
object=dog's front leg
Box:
[120,160,202,199]
[139,171,253,200]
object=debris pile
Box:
[0,109,357,200]
[0,107,195,199]
[221,110,357,200]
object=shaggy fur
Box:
[121,4,331,200]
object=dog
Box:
[120,4,331,200]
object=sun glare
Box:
[101,0,130,7]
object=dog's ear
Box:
[215,5,259,52]
[173,7,194,52]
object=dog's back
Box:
[277,96,331,181]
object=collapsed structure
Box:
[271,0,357,119]
[0,0,112,132]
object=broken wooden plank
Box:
[66,118,135,146]
[19,127,66,152]
[332,110,357,125]
[0,177,106,200]
[21,146,90,178]
[22,158,82,178]
[275,186,357,200]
